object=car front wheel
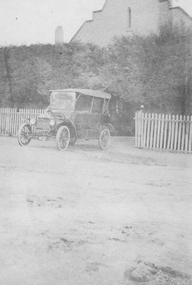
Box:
[56,126,70,151]
[98,128,110,150]
[17,124,32,146]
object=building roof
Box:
[70,0,192,43]
[172,6,192,21]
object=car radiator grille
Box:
[36,119,50,130]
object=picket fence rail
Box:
[0,108,44,137]
[135,111,192,153]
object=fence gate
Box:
[135,111,192,153]
[0,108,44,137]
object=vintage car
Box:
[17,89,114,151]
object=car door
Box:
[74,94,92,138]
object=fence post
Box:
[134,112,138,147]
[135,110,143,148]
[181,115,185,152]
[153,113,158,149]
[156,113,161,150]
[143,112,148,148]
[146,113,150,149]
[174,115,179,151]
[185,116,190,153]
[140,111,144,147]
[170,114,175,151]
[149,113,154,149]
[189,116,192,153]
[159,114,164,150]
[5,109,10,135]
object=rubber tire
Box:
[17,124,32,146]
[56,126,70,151]
[98,128,110,150]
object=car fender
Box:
[100,123,114,133]
[57,119,77,137]
[18,123,32,132]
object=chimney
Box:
[55,26,64,45]
[158,0,173,28]
[171,0,180,7]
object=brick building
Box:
[71,0,192,46]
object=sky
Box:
[0,0,191,46]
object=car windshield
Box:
[50,91,76,111]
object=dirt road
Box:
[0,136,192,285]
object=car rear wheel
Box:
[98,128,110,150]
[56,126,70,151]
[17,124,32,146]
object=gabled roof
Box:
[70,0,192,43]
[172,6,192,21]
[70,1,106,42]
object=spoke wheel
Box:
[98,128,110,150]
[17,124,32,146]
[56,126,70,151]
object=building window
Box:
[127,7,131,29]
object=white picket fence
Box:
[0,108,44,136]
[135,111,192,153]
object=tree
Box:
[99,23,192,115]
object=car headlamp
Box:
[50,119,55,126]
[30,118,36,125]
